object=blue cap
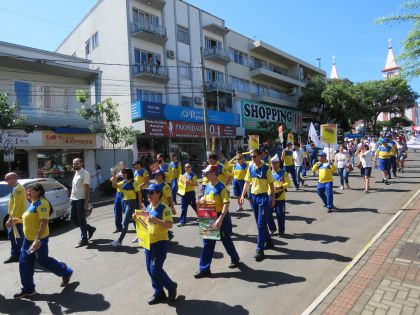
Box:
[318,152,327,157]
[153,169,165,177]
[144,183,163,192]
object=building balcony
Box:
[205,80,234,93]
[203,48,231,65]
[202,23,230,36]
[250,65,305,88]
[21,106,90,129]
[135,0,166,10]
[130,22,167,44]
[132,63,169,83]
[251,90,298,108]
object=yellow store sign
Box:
[42,132,96,148]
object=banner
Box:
[248,135,259,150]
[43,132,96,148]
[320,124,337,145]
[287,133,294,143]
[177,175,187,196]
[197,200,220,240]
[134,209,150,250]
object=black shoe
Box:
[13,290,36,299]
[61,268,73,287]
[228,261,240,269]
[264,243,274,250]
[168,232,175,241]
[168,282,177,304]
[88,227,96,240]
[385,180,390,185]
[4,255,19,264]
[194,269,212,279]
[278,232,286,238]
[148,293,167,305]
[270,230,276,236]
[75,239,89,248]
[327,208,333,213]
[254,250,265,262]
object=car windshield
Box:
[0,183,13,198]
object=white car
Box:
[0,178,71,231]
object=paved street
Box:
[1,153,420,315]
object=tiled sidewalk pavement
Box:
[312,195,420,315]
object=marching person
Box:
[267,155,290,237]
[133,160,150,208]
[71,158,96,248]
[4,172,26,264]
[232,153,248,212]
[177,163,198,227]
[9,183,73,299]
[154,170,177,240]
[110,169,141,247]
[335,145,351,190]
[141,183,177,305]
[300,143,309,178]
[218,151,228,165]
[194,165,240,279]
[396,137,408,173]
[375,139,391,185]
[169,153,182,204]
[240,149,275,262]
[312,152,337,213]
[309,143,319,176]
[206,153,232,186]
[157,153,171,185]
[359,144,373,193]
[293,143,306,187]
[282,142,299,190]
[387,134,398,178]
[110,161,126,233]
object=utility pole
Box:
[200,47,211,154]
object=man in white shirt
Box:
[293,143,305,187]
[70,158,96,248]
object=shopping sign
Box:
[197,200,220,241]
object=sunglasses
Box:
[251,155,258,159]
[185,166,191,168]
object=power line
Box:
[0,7,72,29]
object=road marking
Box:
[301,187,420,315]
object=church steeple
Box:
[330,56,339,79]
[382,39,401,78]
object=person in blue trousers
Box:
[111,161,126,233]
[8,183,73,299]
[282,142,299,189]
[194,165,240,278]
[169,153,182,204]
[177,163,198,226]
[312,152,337,213]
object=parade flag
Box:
[134,209,150,250]
[248,135,259,150]
[177,175,187,196]
[308,122,324,148]
[287,133,294,143]
[320,124,337,145]
[197,200,220,240]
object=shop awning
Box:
[54,128,92,134]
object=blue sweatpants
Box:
[267,199,286,234]
[180,191,197,224]
[285,165,299,188]
[19,237,72,293]
[145,240,175,296]
[317,181,334,209]
[8,223,24,257]
[118,199,136,242]
[251,193,273,251]
[199,212,239,272]
[171,178,178,204]
[389,156,397,177]
[114,192,124,230]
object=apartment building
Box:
[56,0,325,162]
[0,41,99,185]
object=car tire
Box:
[2,214,9,231]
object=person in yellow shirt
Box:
[267,155,290,236]
[154,169,176,241]
[8,183,73,299]
[4,173,27,263]
[110,161,126,233]
[232,153,248,212]
[133,160,150,207]
[194,165,240,279]
[375,139,391,185]
[142,183,177,305]
[218,151,228,165]
[177,163,198,226]
[169,153,182,204]
[110,169,141,247]
[205,153,232,186]
[282,142,299,189]
[157,153,171,185]
[312,152,337,212]
[387,134,398,178]
[240,149,275,262]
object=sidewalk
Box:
[310,192,420,315]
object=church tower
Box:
[330,56,339,79]
[382,39,401,78]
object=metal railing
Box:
[133,63,169,78]
[205,80,234,92]
[204,47,231,60]
[131,22,167,38]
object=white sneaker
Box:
[177,222,185,227]
[110,240,121,247]
[131,237,138,243]
[340,186,344,190]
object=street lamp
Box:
[316,58,321,69]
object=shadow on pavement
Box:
[231,233,288,246]
[230,212,251,219]
[285,215,317,224]
[86,238,139,254]
[287,200,315,205]
[172,296,249,315]
[0,294,42,315]
[371,188,412,193]
[32,282,111,314]
[210,263,306,289]
[267,247,352,262]
[290,233,349,244]
[48,220,77,238]
[168,242,224,259]
[334,207,378,213]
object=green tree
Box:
[376,1,420,78]
[76,90,139,165]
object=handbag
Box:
[85,202,93,218]
[345,163,354,172]
[355,161,362,169]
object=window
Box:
[204,37,222,49]
[180,96,192,107]
[132,8,159,30]
[232,77,250,93]
[137,89,163,103]
[230,48,248,66]
[91,32,99,50]
[205,69,224,82]
[251,83,269,96]
[250,56,266,70]
[178,61,191,80]
[84,40,91,59]
[14,81,31,107]
[268,63,288,76]
[177,25,189,44]
[134,48,161,65]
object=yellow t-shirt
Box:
[148,203,173,244]
[23,198,50,241]
[244,163,274,195]
[203,181,229,213]
[8,183,27,218]
[134,169,149,190]
[282,149,294,167]
[268,169,290,201]
[178,172,197,196]
[117,180,140,201]
[233,162,248,180]
[312,162,337,183]
[115,174,124,193]
[169,161,182,180]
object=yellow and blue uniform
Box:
[145,202,176,297]
[159,163,171,185]
[135,168,149,207]
[282,148,299,189]
[169,161,182,204]
[8,183,26,257]
[156,181,172,206]
[267,169,290,234]
[20,198,72,294]
[244,163,274,251]
[199,181,239,272]
[388,140,398,177]
[113,174,124,231]
[219,157,228,165]
[116,180,140,242]
[376,144,391,172]
[312,162,337,210]
[117,180,140,201]
[232,162,248,197]
[201,163,232,195]
[178,172,198,224]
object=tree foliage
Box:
[376,1,420,78]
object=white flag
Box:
[308,122,324,148]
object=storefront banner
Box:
[144,120,236,139]
[241,100,302,132]
[43,132,96,148]
[131,100,240,127]
[0,130,43,148]
[320,124,337,145]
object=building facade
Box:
[56,0,325,162]
[0,41,99,186]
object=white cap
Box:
[271,154,280,163]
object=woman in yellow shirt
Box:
[177,163,198,226]
[7,183,73,299]
[143,183,177,305]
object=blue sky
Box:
[0,0,418,92]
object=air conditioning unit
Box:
[166,50,175,59]
[288,87,297,96]
[194,97,203,105]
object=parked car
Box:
[0,178,71,231]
